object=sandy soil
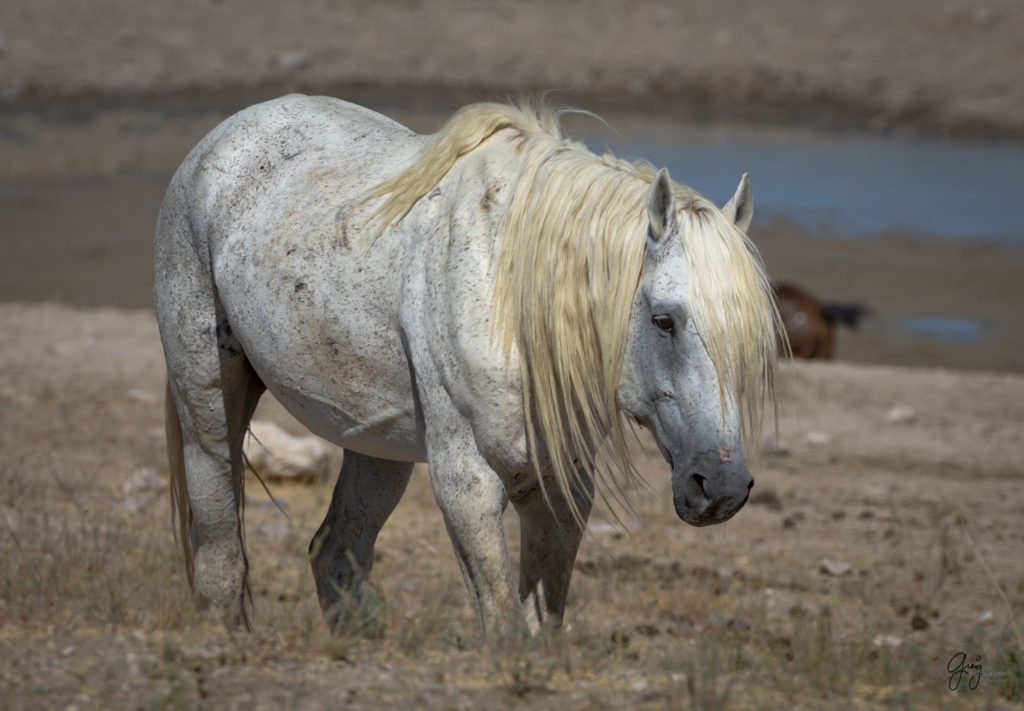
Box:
[1,1,1023,708]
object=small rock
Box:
[872,633,903,649]
[749,487,782,510]
[782,510,806,529]
[804,430,833,446]
[127,388,159,404]
[910,614,929,630]
[590,519,642,533]
[819,558,852,577]
[634,623,660,637]
[245,421,334,483]
[979,610,994,623]
[258,520,291,540]
[122,495,147,514]
[886,404,917,424]
[123,467,162,493]
[861,485,888,504]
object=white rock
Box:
[861,484,889,504]
[886,404,917,424]
[127,388,160,404]
[123,466,162,493]
[872,633,903,649]
[244,420,333,483]
[819,558,852,576]
[804,430,833,446]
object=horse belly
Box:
[216,246,427,463]
[270,376,426,463]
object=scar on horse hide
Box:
[773,282,867,360]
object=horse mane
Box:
[369,101,779,518]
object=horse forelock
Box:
[675,204,781,443]
[369,101,778,519]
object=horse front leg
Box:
[427,437,521,637]
[513,472,594,630]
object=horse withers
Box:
[155,95,781,635]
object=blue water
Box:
[580,118,1024,243]
[901,317,984,343]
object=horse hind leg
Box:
[157,224,265,628]
[163,311,265,629]
[309,451,413,633]
[165,344,264,629]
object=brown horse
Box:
[773,283,866,359]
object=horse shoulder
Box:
[398,151,530,475]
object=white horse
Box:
[155,95,780,634]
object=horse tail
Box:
[821,302,868,329]
[165,379,195,590]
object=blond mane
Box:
[369,102,779,515]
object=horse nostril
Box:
[691,473,709,498]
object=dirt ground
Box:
[1,1,1023,708]
[1,304,1022,709]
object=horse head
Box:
[619,170,759,526]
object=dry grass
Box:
[1,305,1022,709]
[2,453,1020,711]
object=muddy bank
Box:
[2,0,1023,138]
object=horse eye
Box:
[652,315,674,333]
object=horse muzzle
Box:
[671,450,754,526]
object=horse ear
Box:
[647,168,676,246]
[722,173,754,233]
